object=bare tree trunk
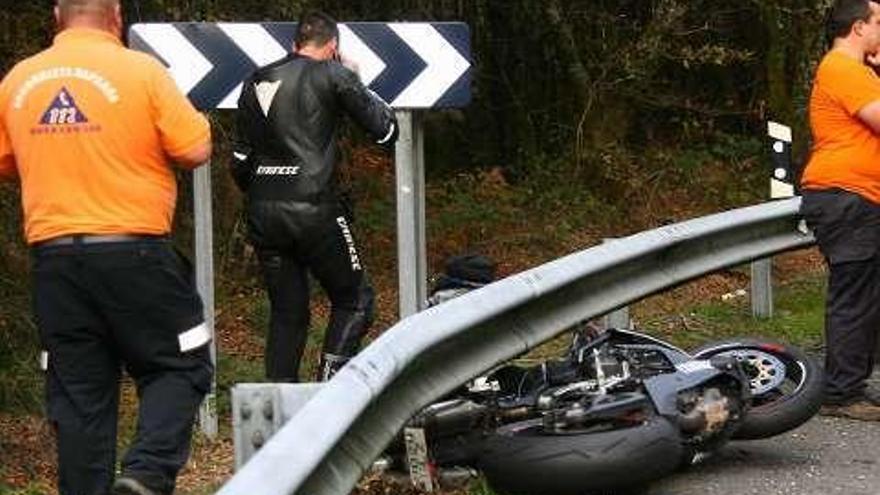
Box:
[757,1,794,125]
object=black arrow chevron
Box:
[263,23,298,53]
[346,23,427,103]
[127,30,168,68]
[175,24,257,110]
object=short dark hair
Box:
[295,11,339,49]
[827,0,878,42]
[57,0,118,21]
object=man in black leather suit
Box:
[232,11,398,381]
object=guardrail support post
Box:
[601,238,631,329]
[750,259,773,319]
[603,307,631,330]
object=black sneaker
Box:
[112,476,160,495]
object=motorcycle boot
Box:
[112,476,161,495]
[323,279,375,357]
[318,352,350,381]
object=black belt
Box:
[34,234,167,248]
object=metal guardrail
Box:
[217,197,814,495]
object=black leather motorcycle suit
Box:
[232,53,398,381]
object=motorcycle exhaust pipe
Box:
[498,406,533,422]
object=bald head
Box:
[55,0,122,36]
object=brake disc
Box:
[720,349,786,396]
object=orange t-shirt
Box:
[0,28,210,244]
[802,50,880,203]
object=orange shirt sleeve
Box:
[823,59,880,116]
[0,82,17,182]
[147,58,211,167]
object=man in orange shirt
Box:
[801,0,880,421]
[0,1,212,493]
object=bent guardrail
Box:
[217,197,814,495]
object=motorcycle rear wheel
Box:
[477,415,682,495]
[692,339,823,440]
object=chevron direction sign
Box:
[128,22,471,110]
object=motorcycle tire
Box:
[477,416,683,495]
[692,339,823,440]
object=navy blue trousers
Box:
[802,189,880,404]
[253,201,374,382]
[32,239,213,495]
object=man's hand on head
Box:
[339,53,360,76]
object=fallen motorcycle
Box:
[380,325,823,495]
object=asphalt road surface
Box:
[645,414,880,495]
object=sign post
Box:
[193,165,217,437]
[395,111,428,317]
[130,21,472,435]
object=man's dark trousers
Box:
[802,189,880,404]
[251,200,374,382]
[31,238,213,495]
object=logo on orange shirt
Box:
[40,87,88,125]
[30,87,101,135]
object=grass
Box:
[0,484,52,495]
[215,354,265,419]
[0,286,41,414]
[638,270,826,351]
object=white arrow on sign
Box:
[388,24,469,107]
[130,24,212,95]
[215,23,289,109]
[338,24,386,87]
[217,86,241,110]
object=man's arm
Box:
[148,57,212,169]
[0,115,17,181]
[858,101,880,134]
[853,54,880,134]
[0,155,17,182]
[329,63,398,148]
[174,140,212,168]
[229,80,258,192]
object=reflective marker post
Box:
[395,111,428,317]
[751,121,794,319]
